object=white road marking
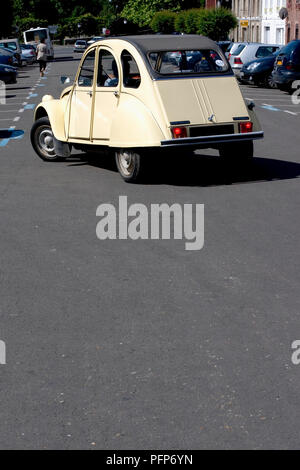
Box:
[18,108,24,113]
[13,117,20,122]
[284,110,298,115]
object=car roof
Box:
[96,34,218,52]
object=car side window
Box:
[97,49,119,87]
[78,49,95,87]
[121,50,141,88]
[256,46,278,58]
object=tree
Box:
[1,0,14,37]
[196,8,237,40]
[121,0,181,28]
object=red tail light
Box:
[286,62,294,71]
[239,121,253,133]
[8,57,12,64]
[172,126,187,139]
[228,53,231,60]
[234,57,243,65]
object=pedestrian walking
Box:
[36,38,47,77]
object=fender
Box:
[109,94,166,148]
[34,94,70,142]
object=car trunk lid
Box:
[154,76,249,128]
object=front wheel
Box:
[31,117,64,162]
[115,149,145,183]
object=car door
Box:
[69,48,96,140]
[92,47,120,142]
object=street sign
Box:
[240,20,249,27]
[48,25,58,34]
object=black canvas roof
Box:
[105,34,218,53]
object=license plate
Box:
[249,75,252,81]
[277,60,283,66]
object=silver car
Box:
[229,43,281,78]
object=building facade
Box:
[261,0,286,44]
[286,0,300,42]
[231,0,262,42]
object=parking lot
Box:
[0,46,300,449]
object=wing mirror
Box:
[61,76,71,84]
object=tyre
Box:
[219,141,254,164]
[115,149,145,183]
[31,117,64,162]
[264,73,277,89]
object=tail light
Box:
[172,126,187,139]
[228,53,231,60]
[8,57,12,65]
[234,57,243,65]
[239,122,253,133]
[286,62,294,71]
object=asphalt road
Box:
[0,46,299,450]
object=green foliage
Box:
[174,11,187,33]
[121,0,180,28]
[16,16,48,36]
[183,8,205,34]
[150,11,176,34]
[196,8,238,40]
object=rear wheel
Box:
[31,117,64,162]
[219,141,254,164]
[115,149,145,183]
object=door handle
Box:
[113,91,119,97]
[87,91,93,97]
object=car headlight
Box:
[246,62,260,71]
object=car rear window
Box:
[232,44,246,56]
[256,46,279,58]
[148,49,229,75]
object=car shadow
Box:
[53,56,81,63]
[66,151,300,187]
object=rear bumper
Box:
[161,131,264,148]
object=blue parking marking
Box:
[0,128,24,147]
[37,84,45,87]
[260,105,280,112]
[28,93,38,98]
[24,104,36,110]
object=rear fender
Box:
[110,96,166,148]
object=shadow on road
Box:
[53,56,81,63]
[66,151,300,187]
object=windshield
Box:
[148,49,229,75]
[25,29,47,42]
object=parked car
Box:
[272,40,300,92]
[20,44,36,65]
[217,41,232,54]
[87,36,104,45]
[0,39,22,66]
[31,35,263,183]
[0,47,15,66]
[0,63,18,84]
[239,48,282,88]
[229,43,281,78]
[226,42,244,59]
[74,40,88,53]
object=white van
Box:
[23,27,54,60]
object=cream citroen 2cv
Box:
[31,35,263,183]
